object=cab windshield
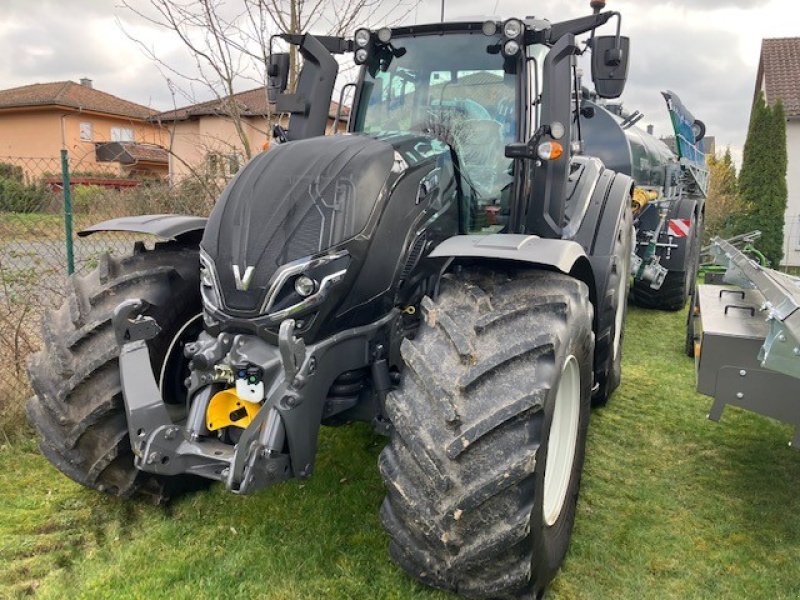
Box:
[352,32,520,233]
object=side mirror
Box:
[267,52,290,103]
[591,35,630,99]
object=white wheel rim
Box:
[543,355,581,527]
[612,254,629,361]
[613,227,633,361]
[158,313,203,396]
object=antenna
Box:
[441,0,445,21]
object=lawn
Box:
[1,305,799,599]
[0,213,62,242]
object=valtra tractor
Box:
[28,2,637,597]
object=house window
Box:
[206,152,244,178]
[79,122,93,141]
[111,127,134,142]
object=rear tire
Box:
[380,269,594,599]
[26,242,203,502]
[593,208,633,407]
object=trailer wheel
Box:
[26,243,204,502]
[685,284,700,358]
[380,269,593,599]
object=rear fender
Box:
[78,214,207,244]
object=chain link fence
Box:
[0,152,221,434]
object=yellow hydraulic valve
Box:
[206,388,261,431]
[632,187,658,213]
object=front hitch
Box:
[114,302,400,495]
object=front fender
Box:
[78,214,207,243]
[429,234,588,274]
[429,233,597,330]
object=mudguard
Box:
[577,171,634,301]
[78,214,207,242]
[428,234,596,307]
[575,170,634,382]
[429,234,589,274]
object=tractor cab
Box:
[349,25,526,233]
[268,13,629,239]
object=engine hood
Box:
[201,134,395,314]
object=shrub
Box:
[703,149,743,244]
[0,176,50,213]
[0,162,24,183]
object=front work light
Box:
[354,28,371,48]
[503,18,523,39]
[482,20,498,36]
[354,48,369,64]
[503,40,520,56]
[377,27,392,44]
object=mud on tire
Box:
[26,242,203,502]
[380,269,594,599]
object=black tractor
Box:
[27,2,634,597]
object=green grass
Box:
[0,213,62,241]
[2,306,799,599]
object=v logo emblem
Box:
[232,265,256,291]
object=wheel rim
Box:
[612,228,633,361]
[543,355,581,527]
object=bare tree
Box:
[119,0,419,174]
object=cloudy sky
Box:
[0,0,798,163]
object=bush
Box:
[0,162,24,183]
[0,176,50,213]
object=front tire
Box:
[26,242,203,502]
[380,269,594,599]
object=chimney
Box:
[647,124,654,135]
[80,78,93,89]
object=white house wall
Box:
[782,119,800,266]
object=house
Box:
[754,37,800,266]
[0,79,168,179]
[151,87,347,182]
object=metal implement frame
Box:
[709,237,800,379]
[693,237,800,448]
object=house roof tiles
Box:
[0,81,157,119]
[757,37,800,117]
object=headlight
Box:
[354,28,371,48]
[503,18,523,39]
[294,275,316,297]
